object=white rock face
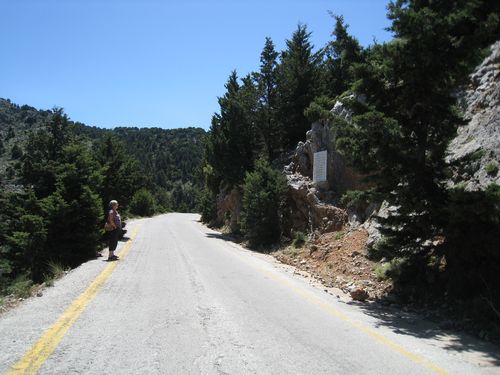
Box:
[447,41,500,190]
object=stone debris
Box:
[350,288,369,302]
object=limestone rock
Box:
[447,41,500,190]
[284,173,348,235]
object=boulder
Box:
[350,288,369,302]
[284,173,348,236]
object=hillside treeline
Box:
[0,102,204,293]
[201,0,500,315]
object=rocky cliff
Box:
[447,41,500,190]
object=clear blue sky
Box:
[0,0,392,130]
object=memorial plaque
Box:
[313,150,327,183]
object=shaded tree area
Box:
[1,110,103,287]
[332,0,500,314]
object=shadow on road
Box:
[205,232,244,244]
[353,301,500,367]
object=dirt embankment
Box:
[274,228,392,301]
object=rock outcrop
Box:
[281,99,371,236]
[447,41,500,190]
[284,174,347,235]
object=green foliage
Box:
[335,1,500,286]
[334,231,345,241]
[340,190,371,210]
[10,143,23,159]
[1,101,205,294]
[485,161,499,176]
[130,189,157,217]
[95,135,144,215]
[374,262,391,281]
[292,231,307,248]
[443,184,500,300]
[6,126,15,140]
[198,188,217,223]
[241,159,287,248]
[304,96,337,123]
[256,37,282,159]
[204,72,259,191]
[321,13,364,98]
[6,274,33,298]
[375,258,407,281]
[277,24,321,148]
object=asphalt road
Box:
[1,213,499,374]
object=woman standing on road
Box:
[107,200,121,261]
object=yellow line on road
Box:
[230,247,450,375]
[7,226,141,375]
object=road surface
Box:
[1,213,499,374]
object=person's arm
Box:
[108,211,117,229]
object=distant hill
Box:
[0,98,206,204]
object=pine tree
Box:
[277,24,321,148]
[256,37,282,159]
[241,159,287,247]
[96,135,144,214]
[336,0,500,276]
[322,14,364,98]
[204,71,258,190]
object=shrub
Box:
[130,189,156,217]
[198,188,217,224]
[334,231,345,240]
[374,262,392,281]
[43,261,69,287]
[485,161,499,176]
[241,159,287,248]
[292,231,307,248]
[6,274,33,298]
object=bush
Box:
[6,274,33,298]
[130,189,156,217]
[198,188,217,223]
[292,231,307,248]
[241,159,287,248]
[485,161,499,176]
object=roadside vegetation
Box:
[0,103,205,300]
[199,0,500,330]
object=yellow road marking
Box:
[226,243,450,375]
[7,226,141,375]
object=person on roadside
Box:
[107,200,122,261]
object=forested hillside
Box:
[200,0,500,325]
[0,98,204,295]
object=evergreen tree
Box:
[336,0,500,278]
[96,135,144,214]
[130,188,157,217]
[322,14,364,98]
[6,126,15,140]
[277,24,321,148]
[256,37,282,159]
[204,71,258,190]
[10,143,23,159]
[241,159,287,248]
